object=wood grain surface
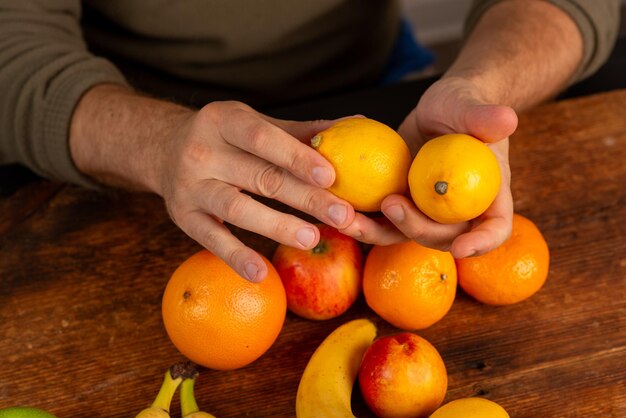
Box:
[1,90,625,417]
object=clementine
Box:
[311,117,411,212]
[162,250,287,370]
[363,241,457,330]
[456,213,550,305]
[409,133,501,224]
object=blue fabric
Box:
[379,19,435,85]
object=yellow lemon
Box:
[311,118,411,212]
[430,397,510,418]
[409,133,501,224]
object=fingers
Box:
[400,78,518,147]
[462,104,518,143]
[449,215,512,258]
[179,211,269,282]
[218,108,336,188]
[192,180,325,251]
[380,194,469,251]
[339,213,407,246]
[450,168,514,257]
[211,150,355,229]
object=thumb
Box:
[457,103,518,143]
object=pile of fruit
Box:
[150,118,551,417]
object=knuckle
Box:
[255,165,287,198]
[284,146,305,173]
[225,246,250,274]
[407,226,427,242]
[298,188,321,213]
[197,227,221,252]
[181,139,213,167]
[219,191,247,220]
[267,219,290,241]
[248,123,273,151]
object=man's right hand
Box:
[156,101,363,282]
[71,86,365,282]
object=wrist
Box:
[442,0,583,110]
[70,84,193,194]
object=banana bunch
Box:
[135,362,216,418]
[296,318,377,418]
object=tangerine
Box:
[409,133,501,224]
[363,241,457,330]
[162,250,286,370]
[311,117,411,212]
[456,213,550,305]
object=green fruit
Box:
[0,407,57,418]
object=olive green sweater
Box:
[0,0,620,186]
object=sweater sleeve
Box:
[465,0,621,82]
[0,0,128,187]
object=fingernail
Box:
[312,166,332,187]
[244,262,260,282]
[296,227,316,248]
[328,204,348,225]
[385,205,405,222]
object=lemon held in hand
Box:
[409,133,501,224]
[311,118,411,212]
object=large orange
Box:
[363,241,457,330]
[456,213,550,305]
[162,250,287,370]
[311,117,411,212]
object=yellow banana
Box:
[135,368,183,418]
[180,372,217,418]
[135,362,198,418]
[296,318,377,418]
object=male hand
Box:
[380,76,518,258]
[156,101,362,282]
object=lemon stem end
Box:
[311,134,323,149]
[434,181,448,195]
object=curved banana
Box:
[135,368,183,418]
[180,374,217,418]
[136,362,199,418]
[296,318,377,418]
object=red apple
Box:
[359,333,448,418]
[271,224,363,320]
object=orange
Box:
[430,397,510,418]
[311,117,411,212]
[363,241,457,330]
[409,133,501,224]
[456,213,550,305]
[162,250,287,370]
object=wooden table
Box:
[1,87,625,417]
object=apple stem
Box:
[312,241,327,254]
